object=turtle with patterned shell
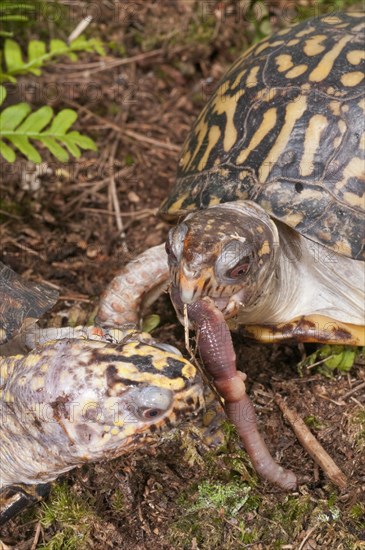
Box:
[97,12,364,486]
[0,261,204,525]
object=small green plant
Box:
[0,5,104,164]
[299,345,361,376]
[0,86,96,162]
[142,313,161,333]
[0,1,36,35]
[191,480,254,516]
[38,483,95,550]
[304,415,326,430]
[0,36,104,82]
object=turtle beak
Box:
[179,272,202,304]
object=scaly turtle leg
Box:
[239,315,365,346]
[0,483,51,527]
[96,244,169,327]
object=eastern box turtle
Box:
[0,262,204,525]
[97,12,365,488]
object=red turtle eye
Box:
[226,259,250,279]
[140,408,163,420]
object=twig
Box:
[306,354,335,369]
[316,393,345,407]
[108,140,129,253]
[88,49,165,72]
[64,99,180,152]
[341,381,365,401]
[30,522,42,550]
[275,394,347,489]
[124,129,180,152]
[183,303,191,355]
[68,15,93,43]
[59,294,92,303]
[298,526,317,550]
[64,167,130,213]
[54,49,165,74]
[350,396,363,407]
[0,209,22,220]
[81,207,157,217]
[5,238,46,260]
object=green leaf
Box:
[0,74,17,83]
[28,40,46,61]
[49,39,68,55]
[0,15,29,22]
[49,109,77,134]
[142,314,161,333]
[62,138,81,158]
[17,106,54,133]
[1,36,105,81]
[70,37,105,56]
[90,39,106,57]
[67,52,78,62]
[66,131,97,151]
[39,137,69,162]
[69,36,92,51]
[0,85,6,106]
[7,135,41,163]
[0,102,96,164]
[0,139,15,162]
[4,39,24,72]
[0,103,31,131]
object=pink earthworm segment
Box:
[187,298,297,491]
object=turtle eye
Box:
[138,407,164,420]
[166,224,187,266]
[132,387,173,422]
[226,258,251,279]
[165,238,177,265]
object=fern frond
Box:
[0,1,36,19]
[0,87,97,163]
[0,1,37,35]
[0,36,105,82]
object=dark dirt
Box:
[1,1,364,549]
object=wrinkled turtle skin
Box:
[0,263,204,525]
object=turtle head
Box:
[1,338,204,487]
[51,338,204,460]
[167,201,279,320]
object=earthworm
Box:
[187,298,297,490]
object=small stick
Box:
[183,303,191,355]
[341,381,365,401]
[68,16,93,43]
[274,394,347,489]
[30,521,42,550]
[64,99,180,152]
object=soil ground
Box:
[0,1,364,549]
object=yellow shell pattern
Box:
[161,12,365,261]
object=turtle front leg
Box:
[0,483,51,526]
[187,298,297,491]
[97,243,170,327]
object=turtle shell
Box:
[0,262,59,344]
[160,12,365,260]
